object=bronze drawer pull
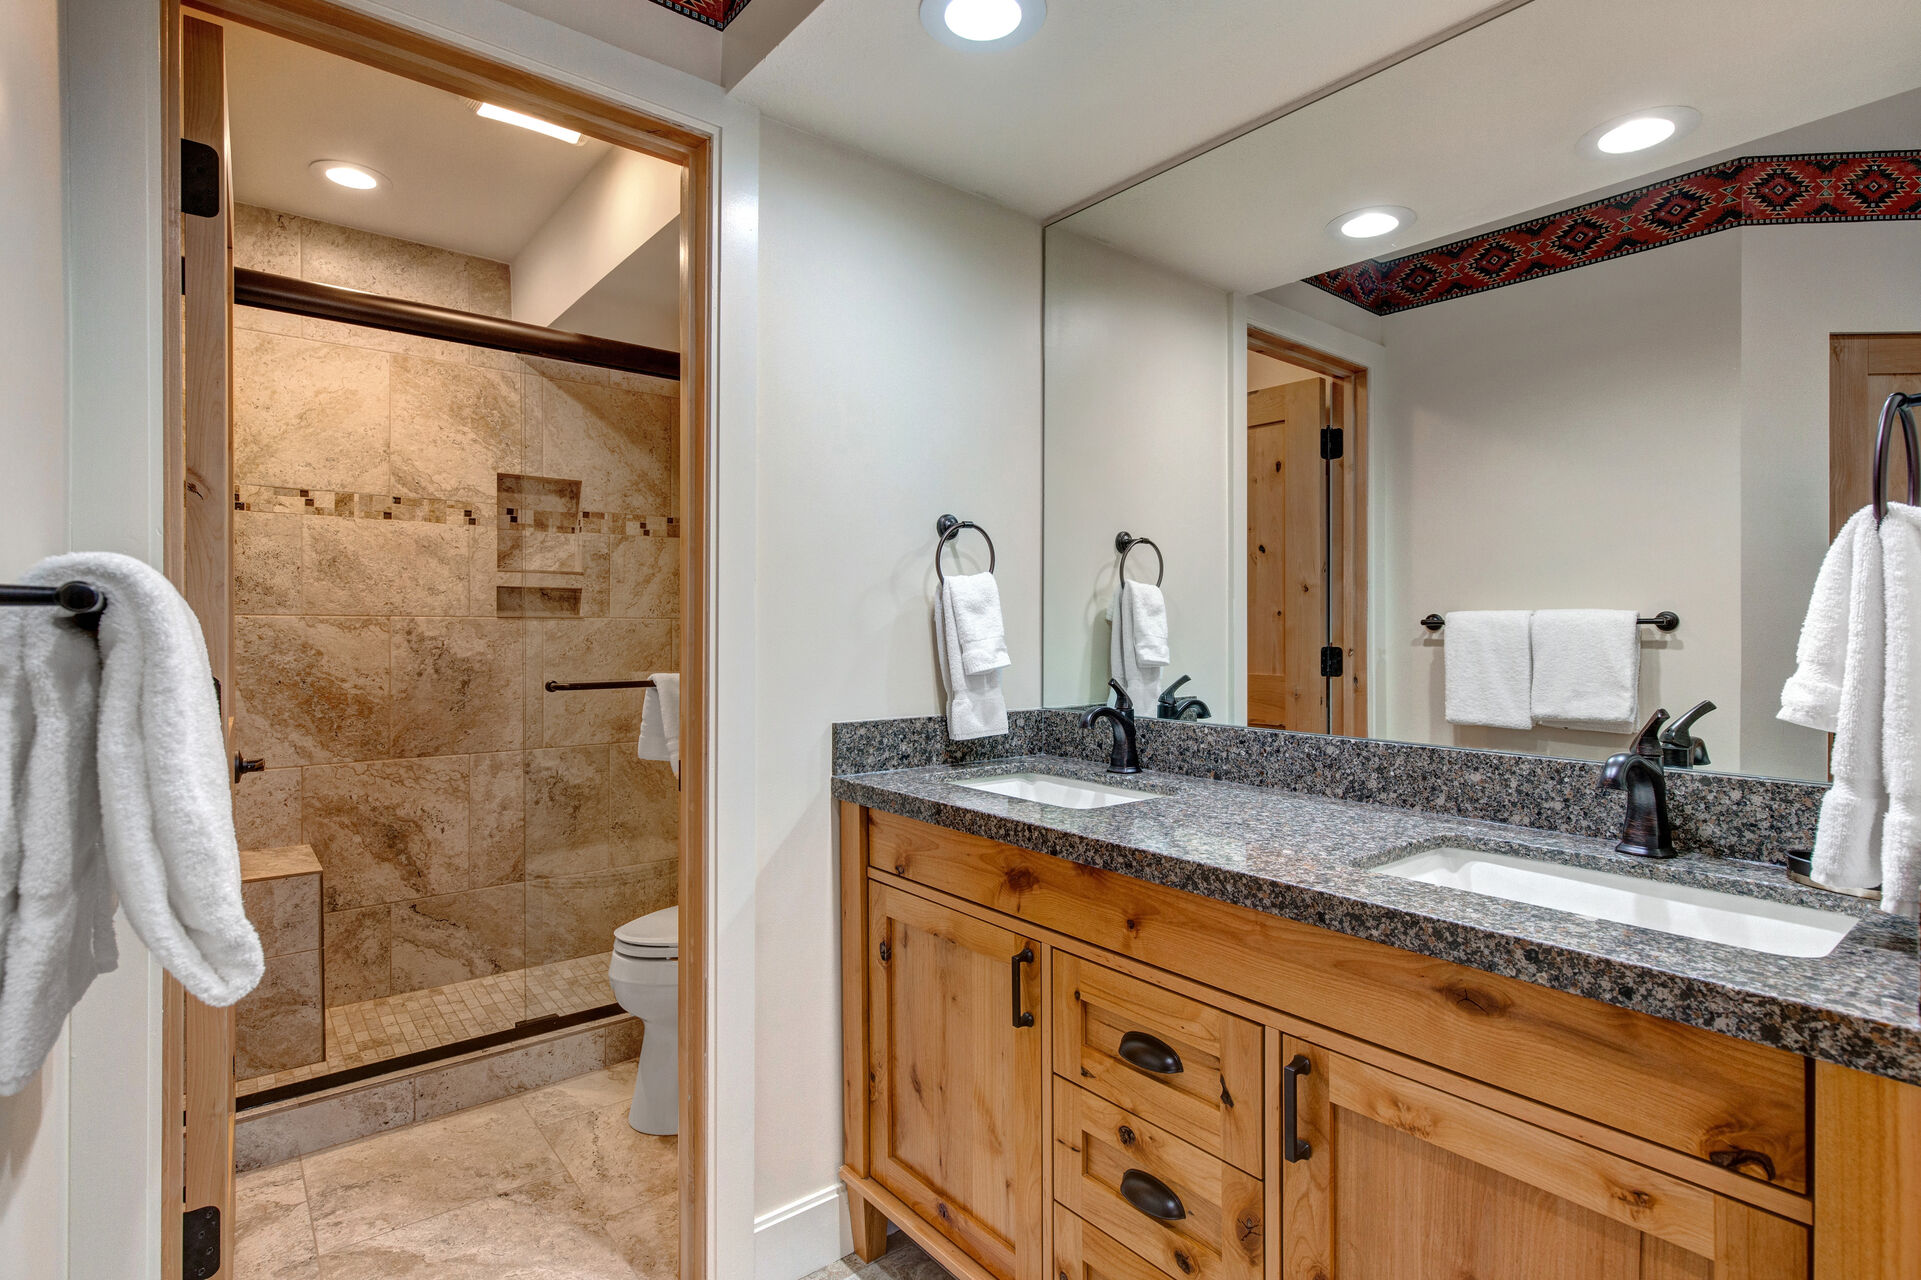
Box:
[1119,1168,1186,1222]
[1011,948,1036,1028]
[1709,1148,1778,1182]
[1117,1030,1184,1075]
[1282,1054,1313,1163]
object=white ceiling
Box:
[224,21,615,263]
[1058,0,1921,295]
[732,0,1512,219]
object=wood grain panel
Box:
[1246,378,1326,731]
[1831,332,1921,535]
[1812,1061,1921,1280]
[867,811,1808,1192]
[1054,1205,1186,1280]
[1053,1080,1263,1280]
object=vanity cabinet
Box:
[840,804,1911,1280]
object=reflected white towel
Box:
[935,586,1007,740]
[1530,609,1640,728]
[1108,583,1164,714]
[945,572,1009,676]
[1442,611,1533,730]
[1126,581,1170,668]
[0,592,115,1096]
[638,673,681,778]
[0,610,30,985]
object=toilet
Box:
[607,905,678,1135]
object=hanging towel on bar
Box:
[1530,609,1641,729]
[944,572,1009,676]
[638,673,681,778]
[936,583,1007,740]
[1108,582,1165,714]
[1441,611,1533,730]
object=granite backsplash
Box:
[831,709,1825,866]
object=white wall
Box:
[1739,221,1921,779]
[0,0,72,1274]
[752,119,1042,1277]
[1375,234,1747,764]
[511,145,681,327]
[1042,229,1235,711]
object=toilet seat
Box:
[614,905,678,960]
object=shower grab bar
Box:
[544,678,657,692]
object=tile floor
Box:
[799,1239,955,1280]
[235,1061,674,1279]
[240,952,615,1096]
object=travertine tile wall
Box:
[229,205,680,1016]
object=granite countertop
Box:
[832,754,1921,1084]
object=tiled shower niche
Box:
[227,204,681,1092]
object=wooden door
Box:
[1830,333,1921,535]
[867,882,1046,1280]
[1279,1035,1807,1280]
[1247,378,1327,731]
[173,15,237,1280]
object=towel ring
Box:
[935,514,995,584]
[1115,532,1163,586]
[1872,391,1920,524]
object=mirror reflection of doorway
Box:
[1246,330,1367,735]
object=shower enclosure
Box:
[225,206,681,1100]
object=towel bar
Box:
[1115,532,1164,586]
[934,514,995,583]
[0,580,106,631]
[544,678,657,692]
[1421,611,1679,633]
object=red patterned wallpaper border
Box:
[1306,151,1921,315]
[646,0,752,29]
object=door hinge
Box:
[1320,645,1344,678]
[181,139,221,219]
[1320,426,1344,460]
[183,1205,221,1280]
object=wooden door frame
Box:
[1246,327,1369,737]
[158,3,716,1276]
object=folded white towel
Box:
[1126,581,1170,668]
[1780,507,1887,900]
[0,578,115,1096]
[1876,505,1920,914]
[1108,583,1164,714]
[1442,611,1533,730]
[944,572,1009,676]
[935,585,1007,740]
[638,673,681,778]
[1530,609,1640,728]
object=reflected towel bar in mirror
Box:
[1421,611,1679,632]
[0,580,107,632]
[1115,532,1164,586]
[544,678,657,692]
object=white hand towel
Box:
[944,572,1009,676]
[1876,504,1921,914]
[1780,507,1886,898]
[935,585,1007,740]
[0,580,115,1096]
[0,610,31,980]
[637,673,681,778]
[1108,583,1164,714]
[1441,611,1533,730]
[1530,609,1641,728]
[1125,581,1170,668]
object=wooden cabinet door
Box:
[1279,1035,1807,1280]
[867,882,1045,1280]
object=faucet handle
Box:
[1628,708,1669,762]
[1660,700,1715,768]
[1107,678,1134,715]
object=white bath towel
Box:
[1530,609,1641,729]
[1881,505,1921,914]
[1108,583,1164,715]
[0,580,115,1096]
[1441,611,1533,730]
[1780,507,1887,899]
[944,572,1009,676]
[638,673,681,778]
[0,610,31,981]
[935,585,1007,740]
[1125,581,1170,668]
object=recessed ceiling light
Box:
[1327,206,1416,241]
[920,0,1046,50]
[310,160,383,190]
[475,102,583,145]
[1582,106,1701,157]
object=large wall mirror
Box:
[1041,0,1921,784]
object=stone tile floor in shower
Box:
[240,952,617,1096]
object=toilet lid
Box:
[614,906,678,956]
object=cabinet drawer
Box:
[1053,953,1264,1176]
[1054,1205,1188,1280]
[1053,1079,1263,1280]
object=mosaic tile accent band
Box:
[831,709,1826,865]
[235,482,679,538]
[646,0,751,29]
[1308,150,1921,315]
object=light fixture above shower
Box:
[474,101,584,145]
[310,159,384,190]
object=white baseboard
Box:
[754,1182,857,1280]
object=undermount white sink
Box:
[1375,846,1858,958]
[952,772,1157,810]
